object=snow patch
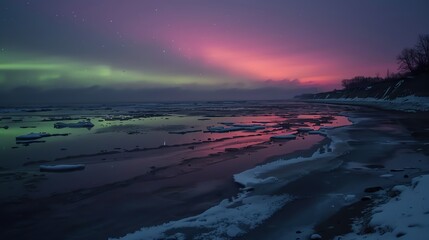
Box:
[340,174,429,240]
[112,193,291,240]
[311,95,429,112]
[382,86,391,99]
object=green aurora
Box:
[0,51,223,89]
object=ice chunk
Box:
[207,124,264,133]
[297,127,313,132]
[16,132,69,144]
[310,233,322,239]
[219,122,235,126]
[344,194,356,202]
[40,164,85,172]
[207,126,234,132]
[16,132,50,140]
[308,130,327,135]
[54,121,94,129]
[270,134,296,140]
[168,129,202,134]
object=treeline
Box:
[342,35,429,90]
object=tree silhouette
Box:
[397,35,429,74]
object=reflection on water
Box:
[0,101,352,239]
[0,103,350,169]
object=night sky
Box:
[1,1,429,103]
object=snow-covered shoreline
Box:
[111,118,355,240]
[305,95,429,112]
[339,174,429,240]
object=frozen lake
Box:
[1,101,428,240]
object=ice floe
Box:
[42,116,75,122]
[54,121,94,129]
[16,132,69,142]
[16,132,50,140]
[40,164,85,172]
[168,129,202,134]
[310,233,322,239]
[206,124,265,133]
[297,127,313,132]
[270,134,296,141]
[308,130,327,135]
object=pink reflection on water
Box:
[37,113,352,195]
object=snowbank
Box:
[233,143,335,187]
[340,174,429,240]
[312,95,429,112]
[112,193,291,240]
[234,122,351,188]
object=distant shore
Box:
[301,95,429,112]
[296,74,429,113]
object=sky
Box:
[1,0,429,103]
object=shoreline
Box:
[236,106,429,240]
[300,96,429,113]
[113,113,355,239]
[1,102,348,240]
[311,109,429,240]
[2,102,428,239]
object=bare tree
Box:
[416,34,429,71]
[397,48,418,73]
[397,35,429,74]
[341,76,381,90]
